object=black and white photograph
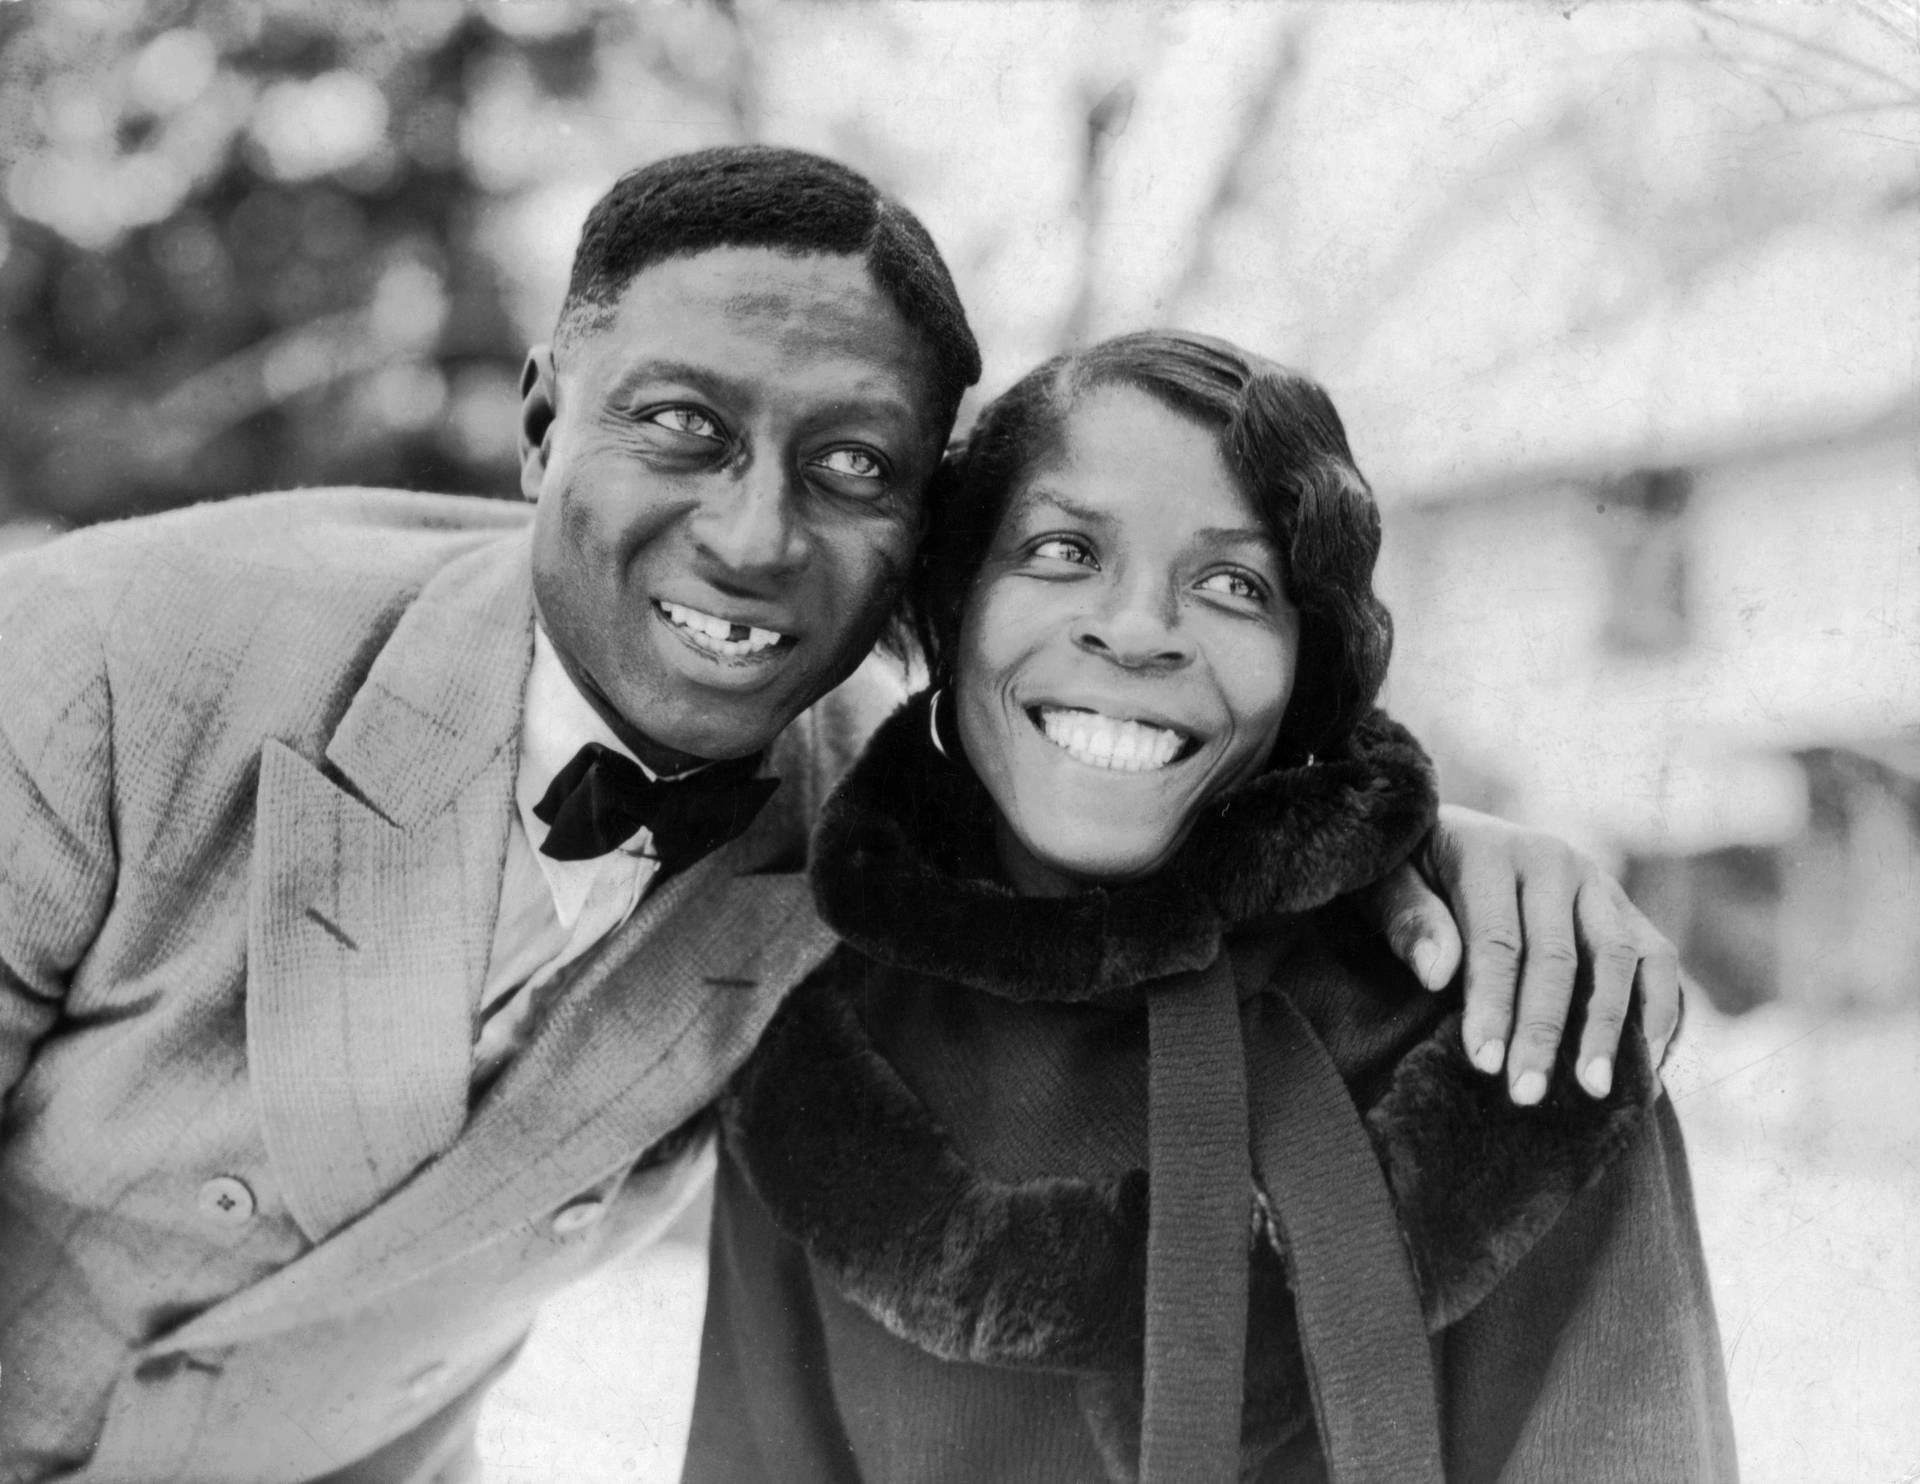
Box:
[0,2,1914,1481]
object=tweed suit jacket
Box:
[0,488,868,1483]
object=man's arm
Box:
[1356,806,1682,1105]
[784,680,1684,1110]
[0,557,118,1103]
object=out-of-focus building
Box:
[1380,405,1918,1016]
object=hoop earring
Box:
[928,688,951,761]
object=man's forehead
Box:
[577,247,945,420]
[616,246,887,329]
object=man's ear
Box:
[518,346,557,502]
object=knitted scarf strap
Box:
[1140,952,1251,1484]
[1245,989,1447,1484]
[1141,946,1446,1484]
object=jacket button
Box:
[406,1361,449,1400]
[197,1175,256,1225]
[550,1196,607,1235]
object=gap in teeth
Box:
[1035,707,1184,771]
[659,600,784,654]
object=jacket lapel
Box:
[161,820,838,1357]
[247,530,533,1244]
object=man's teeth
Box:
[658,600,786,657]
[1036,707,1186,772]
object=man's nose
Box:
[691,455,809,581]
[1070,574,1192,670]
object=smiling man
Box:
[520,246,949,772]
[0,147,1678,1484]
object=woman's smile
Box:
[1029,704,1194,772]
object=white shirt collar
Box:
[514,624,667,933]
[517,624,656,823]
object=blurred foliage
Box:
[0,0,753,525]
[0,0,1910,529]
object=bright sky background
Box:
[493,1,1917,502]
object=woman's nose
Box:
[1070,580,1192,669]
[691,456,809,579]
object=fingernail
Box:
[1472,1040,1505,1075]
[1411,939,1441,989]
[1581,1057,1613,1098]
[1512,1070,1547,1106]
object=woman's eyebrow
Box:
[1192,525,1279,551]
[1018,489,1112,526]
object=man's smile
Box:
[654,598,795,660]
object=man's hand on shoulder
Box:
[1354,805,1682,1105]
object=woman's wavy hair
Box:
[912,330,1392,765]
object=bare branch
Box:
[1319,103,1587,359]
[723,0,764,143]
[1690,0,1920,102]
[1777,96,1920,122]
[1844,0,1919,57]
[1057,77,1138,350]
[1161,16,1311,323]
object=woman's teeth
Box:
[1035,707,1187,772]
[658,600,787,658]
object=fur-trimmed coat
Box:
[684,694,1737,1484]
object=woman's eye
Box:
[1032,537,1095,566]
[813,448,886,481]
[1197,569,1266,602]
[643,407,723,440]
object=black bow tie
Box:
[532,743,778,875]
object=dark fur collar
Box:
[728,975,1653,1371]
[809,692,1441,1004]
[728,692,1654,1462]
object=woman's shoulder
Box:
[1260,901,1451,1098]
[1255,903,1661,1331]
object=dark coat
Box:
[684,694,1737,1484]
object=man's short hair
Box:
[558,145,982,428]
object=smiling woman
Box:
[954,386,1299,892]
[934,338,1386,895]
[685,330,1736,1484]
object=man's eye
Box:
[643,407,723,440]
[1198,569,1266,601]
[813,448,886,480]
[1032,537,1095,566]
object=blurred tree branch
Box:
[1057,76,1136,350]
[0,0,766,525]
[1691,0,1919,105]
[1160,16,1311,328]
